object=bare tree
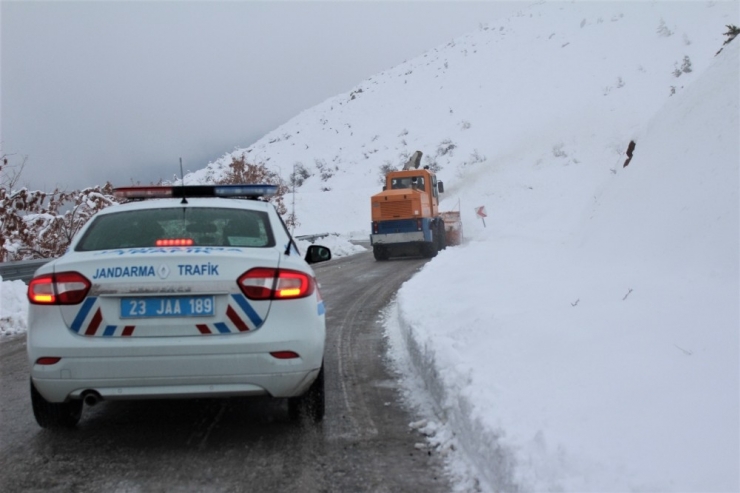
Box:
[0,159,118,261]
[0,153,28,190]
[215,155,297,230]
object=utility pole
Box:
[291,162,296,235]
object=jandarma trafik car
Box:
[26,184,331,428]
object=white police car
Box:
[26,184,331,428]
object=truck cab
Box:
[371,169,442,223]
[370,167,447,259]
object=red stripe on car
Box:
[85,308,103,336]
[196,324,211,334]
[226,305,250,332]
[122,326,135,336]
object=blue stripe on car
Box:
[231,294,264,328]
[214,322,231,334]
[71,297,97,333]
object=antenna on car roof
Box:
[179,157,188,204]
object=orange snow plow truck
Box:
[370,151,462,261]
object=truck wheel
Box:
[288,365,325,423]
[373,245,389,261]
[423,238,438,258]
[30,379,82,429]
[437,222,447,250]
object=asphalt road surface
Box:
[0,251,451,492]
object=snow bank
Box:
[388,35,739,493]
[295,234,366,258]
[0,276,29,337]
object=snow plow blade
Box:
[441,211,463,246]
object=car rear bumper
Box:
[32,358,320,402]
[28,305,325,403]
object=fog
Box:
[2,1,522,191]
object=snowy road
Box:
[0,251,450,492]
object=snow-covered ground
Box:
[388,35,739,490]
[0,276,28,337]
[2,2,738,491]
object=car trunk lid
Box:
[54,248,280,337]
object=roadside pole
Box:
[475,205,487,227]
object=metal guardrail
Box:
[295,233,332,243]
[0,259,50,283]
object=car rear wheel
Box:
[30,379,83,429]
[288,364,325,423]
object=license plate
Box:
[120,296,215,318]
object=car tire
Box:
[288,364,325,423]
[30,379,82,429]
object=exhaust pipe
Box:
[81,390,102,407]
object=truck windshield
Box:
[391,176,425,191]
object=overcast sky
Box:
[2,0,524,191]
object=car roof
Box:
[95,197,275,215]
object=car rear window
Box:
[75,207,275,251]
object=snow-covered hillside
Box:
[390,39,739,493]
[3,1,738,491]
[185,2,738,490]
[183,2,736,237]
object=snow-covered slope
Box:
[391,37,739,493]
[183,2,735,237]
[183,2,739,491]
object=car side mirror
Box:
[305,245,332,264]
[438,181,445,193]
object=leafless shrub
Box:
[437,139,456,157]
[315,159,335,181]
[0,153,28,190]
[215,154,294,229]
[466,149,486,165]
[424,155,442,172]
[1,158,118,261]
[378,161,396,184]
[289,162,312,188]
[657,18,673,37]
[552,143,568,158]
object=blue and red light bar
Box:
[113,184,278,201]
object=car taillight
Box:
[28,272,91,305]
[238,268,315,300]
